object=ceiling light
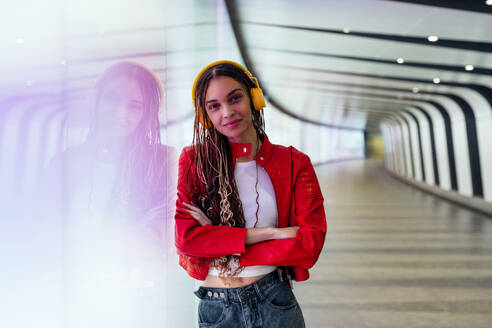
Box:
[433,77,440,84]
[396,58,405,64]
[465,65,474,71]
[343,28,350,34]
[16,38,24,44]
[412,87,419,93]
[487,0,492,5]
[427,35,439,42]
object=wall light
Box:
[396,58,405,64]
[465,65,474,71]
[427,35,439,42]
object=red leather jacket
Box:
[174,135,326,281]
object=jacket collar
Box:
[229,134,273,169]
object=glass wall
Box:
[0,1,364,327]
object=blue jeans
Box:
[194,269,305,328]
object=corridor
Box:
[297,160,492,328]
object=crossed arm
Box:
[182,202,298,245]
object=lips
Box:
[224,119,241,128]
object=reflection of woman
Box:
[42,61,177,327]
[175,60,327,327]
[78,61,173,228]
[47,61,175,238]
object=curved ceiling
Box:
[1,0,491,133]
[226,0,492,132]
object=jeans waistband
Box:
[194,268,287,305]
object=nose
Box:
[115,103,128,119]
[222,104,235,118]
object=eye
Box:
[207,103,220,111]
[230,94,242,103]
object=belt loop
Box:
[277,268,284,282]
[253,281,266,301]
[223,289,230,307]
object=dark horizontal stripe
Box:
[266,96,364,131]
[259,63,492,108]
[269,82,410,107]
[243,21,492,53]
[388,0,492,14]
[252,47,492,75]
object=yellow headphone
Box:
[192,60,266,128]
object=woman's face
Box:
[96,77,145,138]
[204,76,255,143]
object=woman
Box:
[175,60,327,327]
[41,61,177,327]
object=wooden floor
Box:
[295,159,492,328]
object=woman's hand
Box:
[183,202,213,226]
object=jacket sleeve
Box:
[174,147,247,258]
[239,150,326,269]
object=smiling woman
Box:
[174,60,327,328]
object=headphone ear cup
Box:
[250,87,266,111]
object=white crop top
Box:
[208,160,278,277]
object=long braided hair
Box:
[87,61,165,222]
[189,62,266,277]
